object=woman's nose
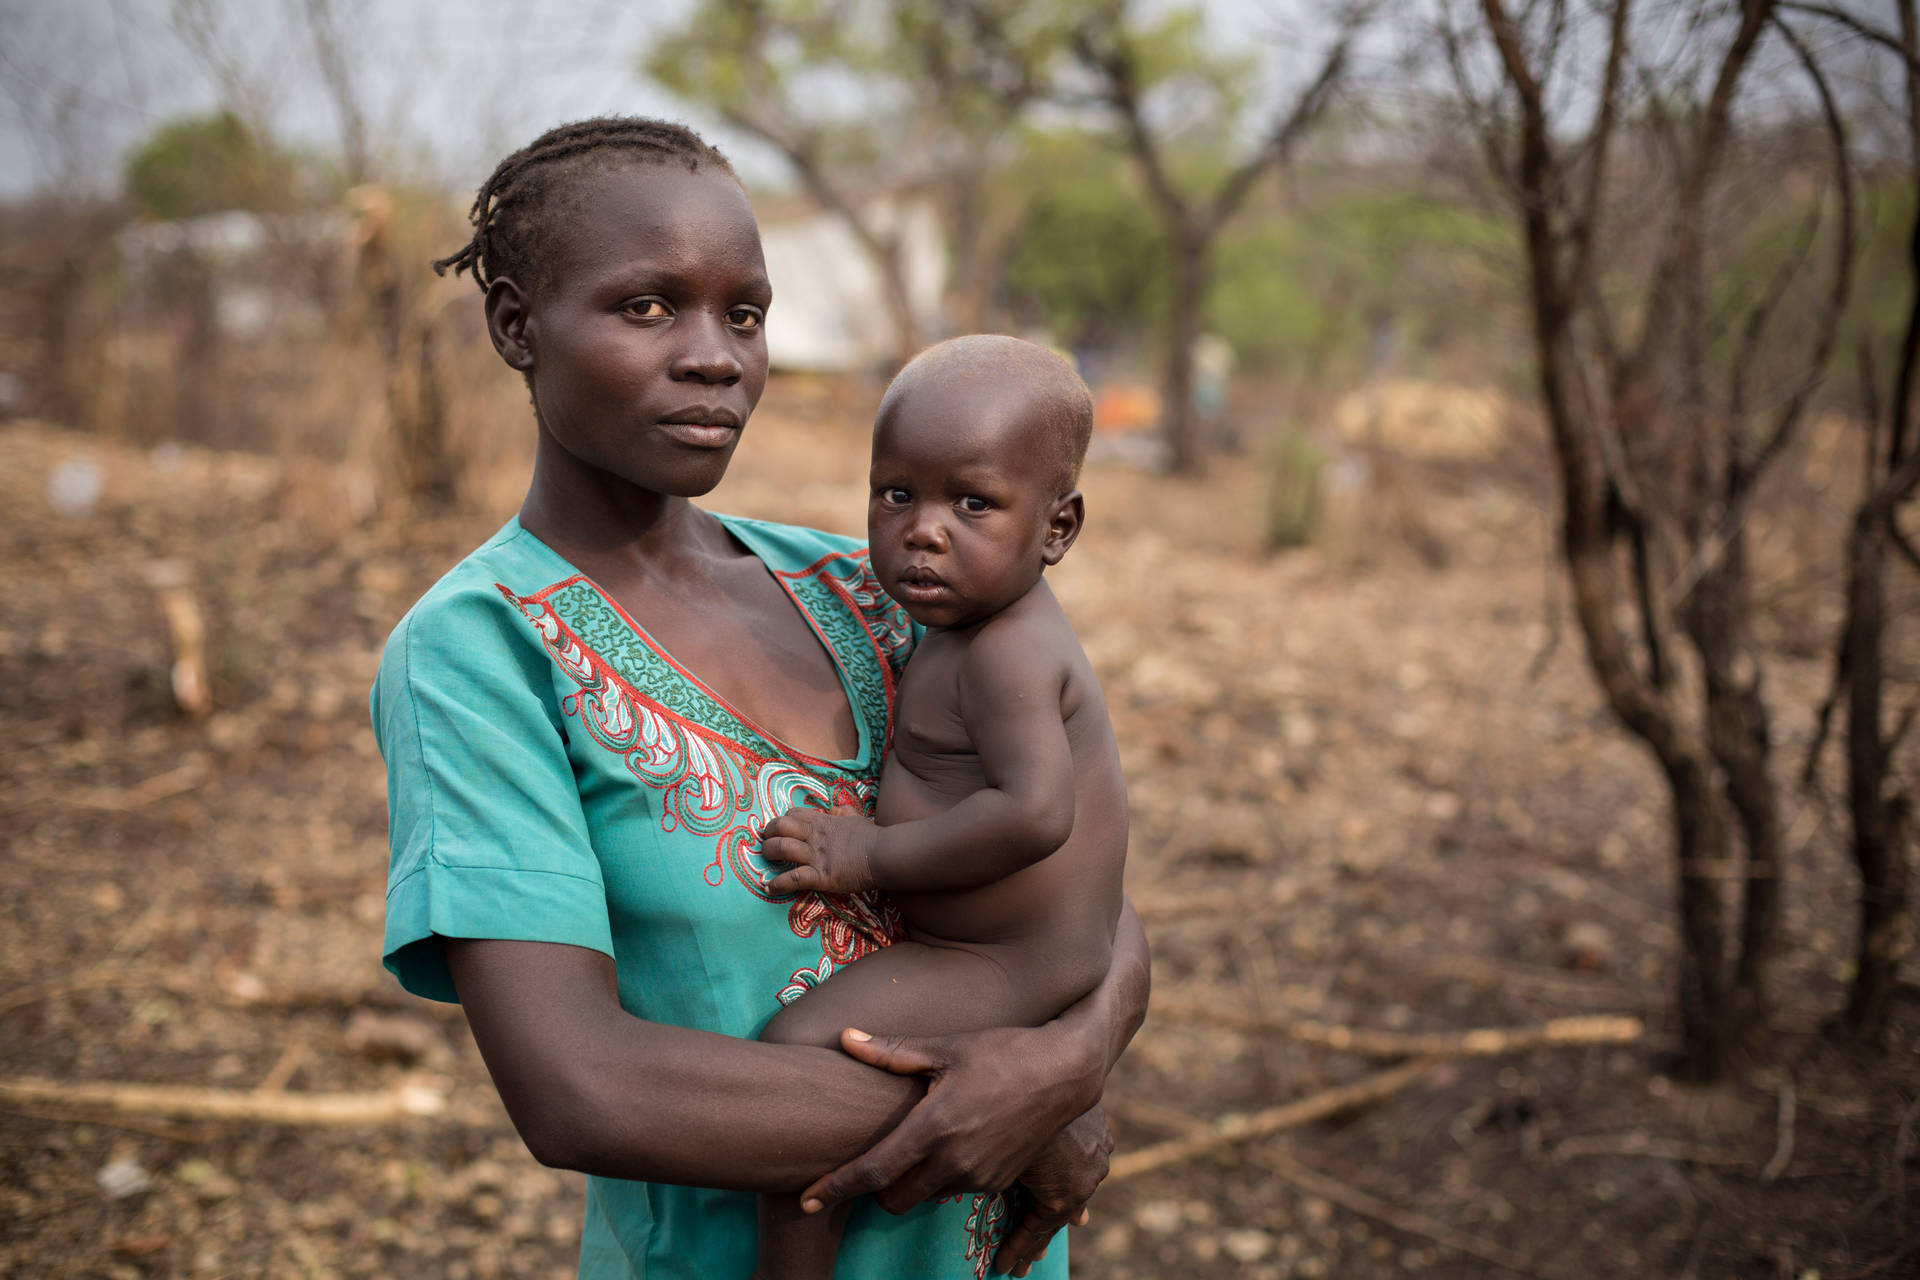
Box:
[670,314,742,384]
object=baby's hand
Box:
[759,804,882,896]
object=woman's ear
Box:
[1041,491,1084,565]
[485,277,536,373]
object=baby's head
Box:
[868,335,1093,629]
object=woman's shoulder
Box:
[375,521,566,696]
[714,511,869,570]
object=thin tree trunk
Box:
[873,235,922,371]
[1691,537,1782,1038]
[1164,231,1207,473]
[1842,515,1911,1040]
[1667,750,1740,1080]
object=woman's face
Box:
[502,161,772,500]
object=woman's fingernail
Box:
[845,1028,871,1042]
[801,1198,823,1214]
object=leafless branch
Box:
[1779,1,1917,67]
[1208,5,1372,233]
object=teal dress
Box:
[373,514,1061,1280]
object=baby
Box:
[751,335,1130,1278]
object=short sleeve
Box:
[373,585,612,1003]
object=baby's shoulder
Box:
[962,595,1079,685]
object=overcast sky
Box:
[0,0,1344,202]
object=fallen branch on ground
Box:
[1548,1132,1752,1165]
[0,1076,446,1125]
[1113,1095,1556,1278]
[1253,1147,1556,1279]
[1149,1002,1643,1058]
[1106,1058,1433,1183]
[1421,954,1647,1006]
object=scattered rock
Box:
[1560,920,1616,971]
[97,1155,152,1199]
[344,1010,445,1065]
[1133,1200,1184,1236]
[1223,1229,1275,1262]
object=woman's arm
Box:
[798,897,1151,1212]
[444,896,1149,1197]
[447,938,917,1190]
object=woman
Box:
[373,117,1148,1279]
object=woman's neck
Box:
[518,431,722,579]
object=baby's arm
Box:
[761,620,1074,896]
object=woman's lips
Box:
[656,405,741,449]
[657,421,739,449]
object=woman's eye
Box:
[622,298,670,319]
[727,307,763,330]
[959,496,992,513]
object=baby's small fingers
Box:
[766,865,826,896]
[759,812,814,841]
[758,836,816,865]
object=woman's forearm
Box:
[444,900,1148,1199]
[447,938,923,1192]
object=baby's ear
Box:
[1042,491,1084,565]
[484,277,536,374]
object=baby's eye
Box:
[622,298,670,319]
[958,495,992,513]
[727,306,763,331]
[879,487,910,505]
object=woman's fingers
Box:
[800,1116,936,1212]
[992,1197,1076,1276]
[836,1028,949,1077]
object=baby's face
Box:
[867,380,1070,630]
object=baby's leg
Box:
[750,939,1069,1280]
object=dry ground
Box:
[2,391,1916,1279]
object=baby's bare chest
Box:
[889,648,980,784]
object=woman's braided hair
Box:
[432,116,735,293]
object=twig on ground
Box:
[1148,1004,1643,1058]
[0,1076,447,1125]
[1549,1132,1753,1166]
[1677,1207,1715,1280]
[70,757,210,812]
[1421,954,1648,1007]
[1134,890,1281,922]
[1112,1095,1557,1278]
[256,1035,307,1093]
[1106,1059,1433,1183]
[1892,1095,1919,1230]
[0,971,430,1019]
[0,1103,219,1144]
[1254,1146,1559,1279]
[1761,1078,1797,1184]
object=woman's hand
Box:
[798,1023,1105,1216]
[992,1105,1112,1277]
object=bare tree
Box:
[1069,1,1371,473]
[1442,0,1863,1079]
[649,0,1069,368]
[1801,0,1920,1048]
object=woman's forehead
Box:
[543,163,767,293]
